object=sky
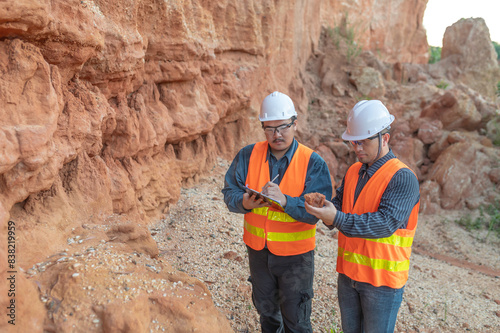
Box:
[423,0,500,46]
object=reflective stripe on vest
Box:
[243,141,316,256]
[337,159,419,288]
[244,219,316,242]
[338,248,410,272]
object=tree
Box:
[492,41,500,61]
[428,46,441,64]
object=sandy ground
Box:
[152,158,500,332]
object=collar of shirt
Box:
[265,139,298,184]
[358,149,396,179]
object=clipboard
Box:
[244,185,284,210]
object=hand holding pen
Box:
[262,174,279,193]
[261,174,287,208]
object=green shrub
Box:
[456,201,500,240]
[436,80,449,90]
[328,12,364,63]
[492,41,500,61]
[327,26,341,49]
[484,201,500,239]
[486,115,500,146]
[325,308,343,333]
[429,46,441,64]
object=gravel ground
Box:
[152,158,500,332]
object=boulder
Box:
[440,18,500,99]
[427,141,494,209]
[420,89,482,131]
[349,66,386,98]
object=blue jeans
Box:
[247,246,314,333]
[338,273,404,333]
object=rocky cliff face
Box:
[0,0,499,332]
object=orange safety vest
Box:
[244,141,316,256]
[337,159,419,289]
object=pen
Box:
[270,174,279,183]
[262,174,279,191]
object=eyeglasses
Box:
[350,133,380,147]
[263,120,295,135]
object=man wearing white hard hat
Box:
[222,91,333,332]
[305,100,420,333]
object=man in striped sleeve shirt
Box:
[305,100,420,333]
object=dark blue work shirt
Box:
[331,149,420,238]
[222,139,333,225]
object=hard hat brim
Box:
[259,114,297,122]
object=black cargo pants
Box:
[247,246,314,333]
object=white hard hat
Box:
[259,91,298,121]
[342,100,395,141]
